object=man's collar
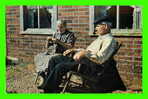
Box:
[98,33,112,39]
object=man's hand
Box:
[63,48,75,56]
[73,50,87,61]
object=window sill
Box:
[20,28,54,35]
[89,29,142,37]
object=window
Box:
[20,6,57,34]
[89,6,142,34]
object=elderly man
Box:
[34,20,75,86]
[41,21,126,93]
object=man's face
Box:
[95,24,109,35]
[57,24,66,33]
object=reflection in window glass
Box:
[119,6,134,29]
[94,6,141,29]
[107,6,117,29]
[23,6,53,31]
[39,7,52,28]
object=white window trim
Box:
[89,6,94,35]
[20,6,57,35]
[89,6,142,36]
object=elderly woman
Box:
[34,20,76,87]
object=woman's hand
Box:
[51,38,57,43]
[47,37,52,41]
[47,37,57,42]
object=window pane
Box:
[107,6,117,28]
[119,6,134,29]
[94,6,117,29]
[94,6,109,20]
[39,6,52,28]
[23,6,38,30]
[93,6,142,32]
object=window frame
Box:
[20,6,57,35]
[89,6,142,36]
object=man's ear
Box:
[105,24,108,29]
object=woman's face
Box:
[57,24,66,33]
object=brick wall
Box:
[115,36,142,89]
[6,6,20,57]
[6,6,48,63]
[6,6,142,90]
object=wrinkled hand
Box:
[63,49,75,56]
[45,37,52,49]
[73,50,87,61]
[47,37,52,41]
[51,38,57,43]
[47,37,57,43]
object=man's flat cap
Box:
[94,16,112,27]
